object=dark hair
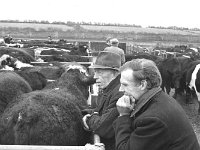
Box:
[120,59,162,89]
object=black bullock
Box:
[0,63,96,145]
[125,52,162,64]
[0,71,32,115]
[0,47,35,63]
[41,54,90,63]
[158,57,182,96]
[25,65,64,80]
[169,56,194,98]
[15,69,47,91]
[158,57,194,98]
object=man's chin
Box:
[97,83,109,90]
[96,84,102,89]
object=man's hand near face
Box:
[116,95,135,117]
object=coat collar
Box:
[95,74,121,113]
[130,87,162,117]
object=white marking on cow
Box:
[182,55,191,58]
[67,65,89,76]
[34,48,42,59]
[36,58,44,62]
[86,48,90,55]
[190,48,198,53]
[6,43,23,48]
[0,54,11,63]
[0,38,5,44]
[15,60,33,69]
[0,54,13,67]
[61,49,70,52]
[189,64,200,102]
[0,65,14,71]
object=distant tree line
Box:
[148,25,200,31]
[1,20,199,31]
[0,19,141,27]
[1,19,199,31]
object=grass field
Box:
[80,25,200,35]
[1,22,200,35]
[0,22,200,47]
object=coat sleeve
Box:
[87,92,122,139]
[113,116,169,150]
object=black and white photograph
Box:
[0,0,199,150]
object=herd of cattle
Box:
[0,39,199,146]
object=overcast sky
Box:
[0,0,199,28]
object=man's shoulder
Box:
[114,47,125,53]
[104,46,124,53]
[103,46,112,51]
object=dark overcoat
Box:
[113,89,200,150]
[87,75,124,150]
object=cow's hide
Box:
[158,57,182,96]
[0,47,35,63]
[186,62,200,113]
[22,66,65,80]
[0,91,91,145]
[0,71,32,114]
[15,70,47,91]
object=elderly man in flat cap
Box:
[104,38,125,65]
[105,37,112,46]
[82,51,124,150]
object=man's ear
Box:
[140,80,147,90]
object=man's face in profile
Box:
[94,68,114,89]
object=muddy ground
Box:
[170,91,200,144]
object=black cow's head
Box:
[61,63,96,84]
[58,63,96,99]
